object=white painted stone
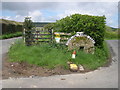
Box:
[79,65,84,71]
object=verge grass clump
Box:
[9,39,71,69]
[0,32,22,39]
[9,39,110,70]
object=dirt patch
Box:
[2,53,112,79]
[2,53,75,79]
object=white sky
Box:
[1,0,119,28]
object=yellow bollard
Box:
[72,50,76,59]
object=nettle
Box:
[54,14,106,48]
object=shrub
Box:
[54,14,106,48]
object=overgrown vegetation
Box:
[9,39,110,70]
[0,32,22,39]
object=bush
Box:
[54,14,106,48]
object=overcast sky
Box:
[1,2,119,28]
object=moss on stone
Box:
[67,36,95,53]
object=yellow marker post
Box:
[55,33,61,43]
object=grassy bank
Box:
[105,31,119,40]
[0,32,22,39]
[8,39,110,70]
[105,26,119,40]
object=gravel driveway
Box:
[1,38,118,88]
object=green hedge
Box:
[0,32,22,39]
[2,23,23,34]
[54,14,106,48]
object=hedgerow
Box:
[54,14,106,48]
[1,19,23,34]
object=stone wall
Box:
[66,32,95,54]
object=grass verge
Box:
[8,39,110,70]
[105,30,120,40]
[0,32,22,39]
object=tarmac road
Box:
[1,38,118,88]
[0,37,22,89]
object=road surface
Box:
[1,38,118,88]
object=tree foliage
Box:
[23,17,34,30]
[54,14,106,48]
[23,17,34,46]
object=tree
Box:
[23,17,34,30]
[23,17,34,46]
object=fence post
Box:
[23,28,25,43]
[52,29,54,42]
